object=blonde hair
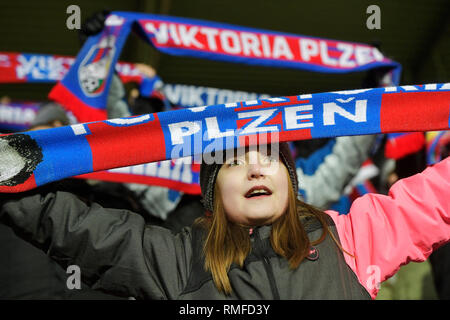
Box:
[194,172,342,295]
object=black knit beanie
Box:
[199,142,298,213]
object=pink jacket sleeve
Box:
[326,156,450,299]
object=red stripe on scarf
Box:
[84,114,166,172]
[380,91,450,132]
[48,82,107,122]
[0,174,37,193]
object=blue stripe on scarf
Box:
[27,126,93,187]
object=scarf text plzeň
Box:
[0,83,448,193]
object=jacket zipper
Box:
[253,228,280,300]
[262,256,281,300]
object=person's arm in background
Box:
[326,156,450,299]
[0,190,193,300]
[107,73,131,119]
[297,134,376,209]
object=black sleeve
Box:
[0,191,193,299]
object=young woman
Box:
[0,142,449,299]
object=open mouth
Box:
[244,185,273,199]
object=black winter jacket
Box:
[0,191,370,299]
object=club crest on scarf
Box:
[78,35,116,97]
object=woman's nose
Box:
[247,161,264,179]
[247,157,264,179]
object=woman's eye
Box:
[228,159,243,167]
[261,155,278,164]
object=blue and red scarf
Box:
[48,12,402,122]
[0,51,270,110]
[0,101,201,194]
[1,83,449,193]
[0,52,145,84]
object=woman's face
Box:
[216,148,289,227]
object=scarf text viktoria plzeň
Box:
[48,11,402,122]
